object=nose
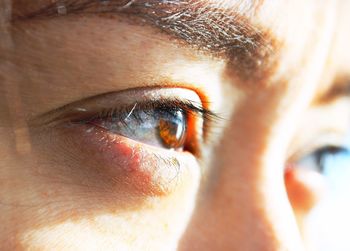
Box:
[178,101,305,251]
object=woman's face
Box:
[1,0,350,250]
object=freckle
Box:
[41,191,49,198]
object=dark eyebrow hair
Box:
[13,0,280,84]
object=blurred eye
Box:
[88,103,188,150]
[292,144,350,192]
[296,146,349,174]
[299,145,350,194]
[286,142,350,213]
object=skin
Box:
[0,0,350,250]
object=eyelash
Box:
[73,99,215,125]
[97,99,213,123]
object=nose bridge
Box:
[179,152,304,251]
[218,156,303,251]
[208,132,302,250]
[179,98,304,251]
[223,99,305,250]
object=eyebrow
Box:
[13,0,280,84]
[317,76,350,104]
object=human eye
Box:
[284,133,350,251]
[294,145,349,175]
[88,101,189,150]
[290,143,350,192]
[31,87,217,196]
[73,92,212,152]
[293,142,350,195]
[286,132,350,213]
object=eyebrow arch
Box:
[13,0,280,84]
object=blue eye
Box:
[318,147,350,191]
[299,145,350,251]
[297,145,350,190]
[297,147,346,171]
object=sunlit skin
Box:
[1,0,350,250]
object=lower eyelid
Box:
[66,123,199,196]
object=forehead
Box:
[332,1,350,72]
[8,1,343,87]
[10,1,334,73]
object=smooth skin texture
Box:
[1,0,350,250]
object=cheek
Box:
[21,125,202,251]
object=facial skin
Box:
[1,0,350,250]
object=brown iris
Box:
[158,115,186,149]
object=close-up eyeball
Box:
[1,0,350,251]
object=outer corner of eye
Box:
[284,166,328,214]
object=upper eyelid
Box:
[73,99,213,124]
[29,87,210,126]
